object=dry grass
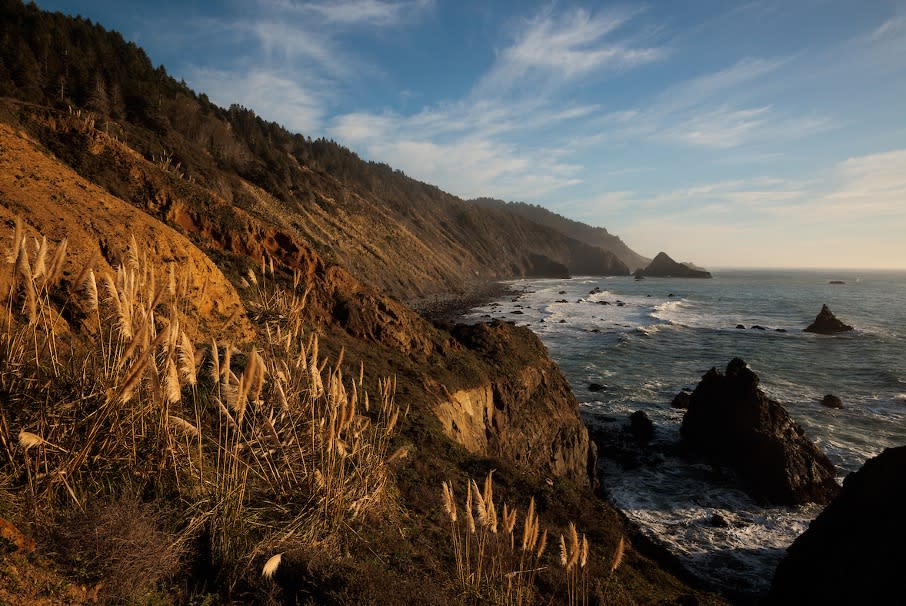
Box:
[442,471,600,606]
[0,221,403,598]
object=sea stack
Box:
[634,252,712,278]
[804,304,853,334]
[680,358,839,505]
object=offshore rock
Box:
[634,252,712,278]
[680,358,839,505]
[804,304,853,334]
[769,447,906,605]
[821,394,843,409]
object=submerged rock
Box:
[588,383,607,392]
[670,390,692,409]
[821,394,843,409]
[629,410,655,442]
[680,358,839,505]
[769,446,906,604]
[804,304,853,334]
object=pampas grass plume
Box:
[18,431,45,451]
[262,553,282,579]
[611,536,625,573]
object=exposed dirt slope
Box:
[0,121,251,341]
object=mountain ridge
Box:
[472,197,650,271]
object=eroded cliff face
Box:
[442,322,594,487]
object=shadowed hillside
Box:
[472,198,650,271]
[0,0,631,302]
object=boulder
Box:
[804,304,853,334]
[736,324,746,329]
[629,411,655,442]
[671,390,692,409]
[821,394,843,409]
[769,447,906,605]
[588,383,607,392]
[680,358,839,505]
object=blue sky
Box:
[36,1,906,268]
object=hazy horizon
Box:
[34,0,906,270]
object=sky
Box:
[35,0,906,269]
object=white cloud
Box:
[331,102,587,199]
[655,57,787,113]
[305,0,433,26]
[258,0,433,27]
[188,68,324,134]
[476,7,666,96]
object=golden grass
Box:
[441,471,595,606]
[0,221,403,598]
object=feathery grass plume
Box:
[536,529,548,559]
[567,522,580,570]
[45,237,68,287]
[167,415,199,437]
[81,269,98,311]
[262,553,282,579]
[502,503,517,536]
[611,536,625,573]
[7,215,23,262]
[559,534,568,567]
[126,234,140,273]
[386,446,408,463]
[165,358,181,404]
[466,481,476,534]
[441,481,457,523]
[32,236,47,280]
[521,497,536,552]
[471,479,488,528]
[18,431,45,451]
[15,240,37,323]
[580,535,588,568]
[178,331,197,386]
[117,352,152,404]
[246,267,258,287]
[209,338,220,383]
[70,249,98,296]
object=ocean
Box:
[462,269,906,598]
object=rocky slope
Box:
[635,251,712,278]
[768,446,906,604]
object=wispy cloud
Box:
[476,7,666,96]
[261,0,434,27]
[331,99,588,198]
[188,67,325,134]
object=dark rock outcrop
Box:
[769,446,906,605]
[680,358,839,505]
[634,252,712,279]
[629,411,655,442]
[821,394,843,409]
[670,390,692,409]
[804,304,853,334]
[588,383,607,392]
[525,253,570,279]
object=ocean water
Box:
[462,269,906,597]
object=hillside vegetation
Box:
[0,0,633,302]
[0,2,723,604]
[473,198,649,271]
